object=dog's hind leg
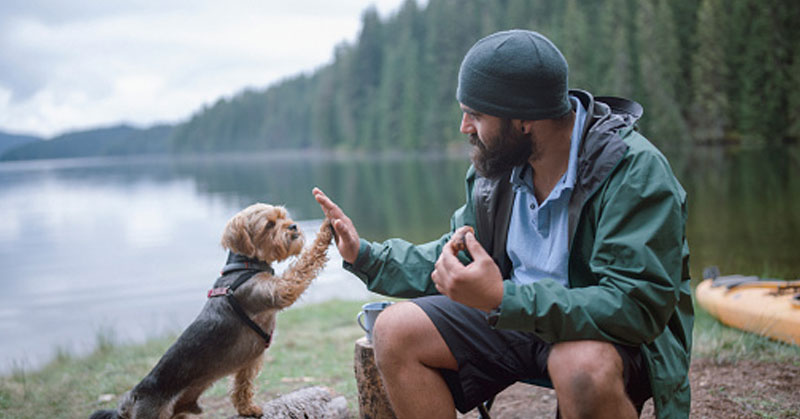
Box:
[276,219,333,307]
[171,382,211,417]
[231,353,264,417]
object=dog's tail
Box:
[88,409,119,419]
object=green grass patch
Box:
[0,299,383,418]
[1,296,797,418]
[692,298,800,364]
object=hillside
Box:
[169,0,800,152]
[0,132,42,156]
[0,124,173,161]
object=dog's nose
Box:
[288,224,298,231]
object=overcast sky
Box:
[0,0,409,138]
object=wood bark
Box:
[354,337,396,419]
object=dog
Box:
[90,203,333,418]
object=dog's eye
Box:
[265,220,275,230]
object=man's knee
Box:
[371,301,456,372]
[372,302,423,365]
[547,341,625,397]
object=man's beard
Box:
[469,119,536,179]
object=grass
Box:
[691,298,800,364]
[0,299,379,419]
[1,297,797,418]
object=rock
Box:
[97,394,115,403]
[229,386,350,419]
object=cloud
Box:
[0,0,408,137]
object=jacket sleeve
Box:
[344,170,478,298]
[494,147,687,346]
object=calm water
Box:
[1,147,799,374]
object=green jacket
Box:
[346,90,692,418]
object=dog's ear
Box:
[221,215,256,256]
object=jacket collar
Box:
[566,89,635,246]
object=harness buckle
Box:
[208,286,230,298]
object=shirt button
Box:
[529,203,535,210]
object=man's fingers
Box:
[464,232,486,257]
[437,244,464,276]
[313,188,346,219]
[442,238,459,255]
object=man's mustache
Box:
[468,133,484,149]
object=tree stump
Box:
[354,337,396,419]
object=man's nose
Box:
[460,113,475,134]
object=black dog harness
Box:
[208,252,275,347]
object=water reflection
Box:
[666,146,800,281]
[170,152,471,242]
[1,147,798,374]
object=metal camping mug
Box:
[357,301,393,342]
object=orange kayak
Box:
[695,275,800,346]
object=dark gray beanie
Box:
[456,30,571,121]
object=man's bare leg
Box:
[547,340,637,419]
[371,301,459,419]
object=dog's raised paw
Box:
[319,218,335,242]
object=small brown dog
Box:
[90,203,333,418]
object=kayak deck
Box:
[695,275,800,346]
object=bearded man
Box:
[314,30,692,419]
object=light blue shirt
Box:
[506,96,586,287]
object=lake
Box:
[1,147,799,374]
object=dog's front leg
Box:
[231,353,265,417]
[275,218,333,307]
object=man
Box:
[314,30,692,419]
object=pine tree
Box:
[635,0,689,144]
[689,0,729,142]
[667,0,700,110]
[352,7,385,148]
[597,0,635,97]
[782,1,800,142]
[788,28,800,141]
[561,0,592,90]
[733,0,787,145]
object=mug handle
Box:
[357,311,368,332]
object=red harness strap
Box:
[207,287,229,298]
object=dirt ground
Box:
[216,357,799,418]
[458,358,800,419]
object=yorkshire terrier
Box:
[91,203,333,418]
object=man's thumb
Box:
[464,231,484,253]
[333,219,347,239]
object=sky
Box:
[0,0,410,138]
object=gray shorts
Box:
[412,295,652,414]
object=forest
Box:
[169,0,800,153]
[3,0,798,161]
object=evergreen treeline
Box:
[0,125,172,161]
[3,0,797,161]
[170,0,800,152]
[0,132,40,156]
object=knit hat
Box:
[456,30,571,121]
